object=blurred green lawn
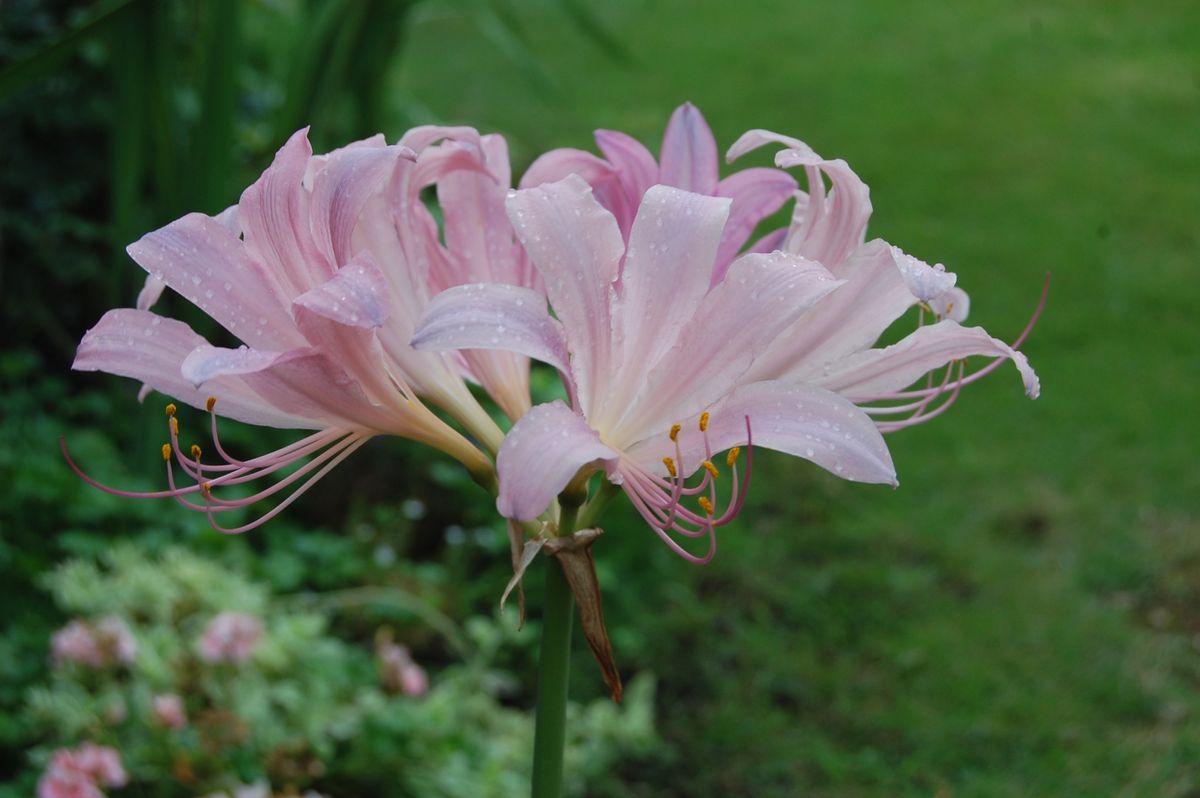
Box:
[4,0,1198,795]
[389,1,1200,794]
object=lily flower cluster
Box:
[70,104,1040,561]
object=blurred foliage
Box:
[9,546,656,797]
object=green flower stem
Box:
[531,498,581,798]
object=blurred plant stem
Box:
[531,499,579,798]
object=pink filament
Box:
[621,415,754,565]
[858,272,1048,429]
[62,404,370,535]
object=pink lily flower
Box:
[521,102,798,279]
[725,130,1042,430]
[529,110,1042,435]
[413,175,898,562]
[66,129,518,533]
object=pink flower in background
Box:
[377,641,428,697]
[50,618,136,668]
[39,744,126,798]
[199,612,262,663]
[152,694,187,729]
[67,128,513,534]
[93,617,137,665]
[50,621,104,668]
[523,102,797,279]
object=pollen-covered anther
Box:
[698,412,710,432]
[190,444,202,460]
[702,459,720,479]
[663,456,677,478]
[697,496,715,516]
[669,423,682,442]
[726,447,741,467]
[161,443,172,461]
[165,403,177,417]
[206,396,217,412]
[200,482,212,496]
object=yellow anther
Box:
[201,482,212,495]
[169,417,179,435]
[662,456,677,478]
[726,447,741,467]
[669,423,682,442]
[699,412,710,432]
[702,460,720,479]
[190,444,202,460]
[161,443,172,461]
[206,396,217,412]
[697,496,715,516]
[165,403,177,417]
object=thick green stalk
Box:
[531,500,580,797]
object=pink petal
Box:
[181,342,398,430]
[72,309,309,428]
[237,128,333,295]
[495,401,618,521]
[411,283,572,380]
[607,185,731,410]
[307,142,403,267]
[747,239,917,382]
[293,252,391,328]
[435,136,524,289]
[817,319,1040,400]
[181,344,293,387]
[594,128,658,207]
[713,167,798,282]
[126,213,298,351]
[629,380,897,486]
[518,147,614,190]
[613,252,841,443]
[233,349,401,430]
[505,175,625,417]
[659,102,719,194]
[728,129,872,269]
[930,286,970,322]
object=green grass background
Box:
[385,1,1200,794]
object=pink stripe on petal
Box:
[608,185,731,409]
[659,102,719,194]
[496,401,618,521]
[505,176,624,417]
[308,143,402,266]
[238,128,332,295]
